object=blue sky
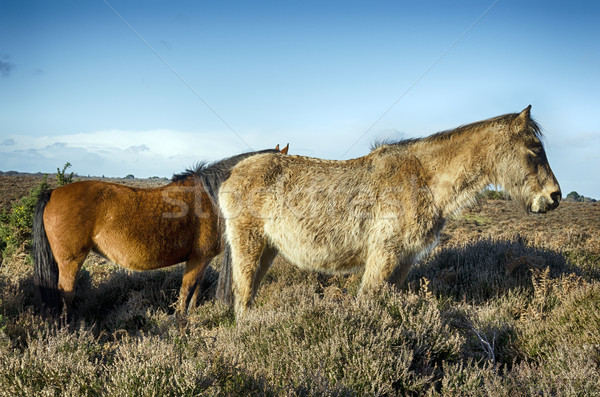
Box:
[1,0,599,198]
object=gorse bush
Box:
[0,163,75,261]
[0,175,50,260]
[56,161,75,186]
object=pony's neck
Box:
[409,130,493,217]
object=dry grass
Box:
[1,175,599,395]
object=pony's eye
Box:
[529,147,542,156]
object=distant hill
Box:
[0,170,168,181]
[0,170,48,177]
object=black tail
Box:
[32,189,62,315]
[215,243,234,305]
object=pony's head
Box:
[494,105,561,213]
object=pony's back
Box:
[174,148,280,206]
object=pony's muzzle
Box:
[531,189,561,213]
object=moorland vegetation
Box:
[0,171,598,395]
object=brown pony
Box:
[218,106,561,317]
[33,145,289,315]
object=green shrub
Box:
[0,175,50,259]
[56,162,75,186]
[478,189,507,200]
[0,162,76,260]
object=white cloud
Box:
[1,138,16,146]
[0,130,253,177]
[0,54,14,77]
[0,126,355,177]
[127,144,150,153]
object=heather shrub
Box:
[202,282,465,395]
[0,178,598,396]
[517,276,600,360]
[408,238,572,303]
[0,323,102,395]
[482,345,600,397]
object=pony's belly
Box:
[93,235,187,271]
[97,249,180,271]
[265,223,365,274]
[278,245,364,274]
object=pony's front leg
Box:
[359,250,414,295]
[179,255,213,313]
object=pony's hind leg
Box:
[42,200,93,314]
[251,245,278,300]
[228,227,266,318]
[55,254,88,311]
[179,254,213,312]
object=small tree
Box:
[56,162,75,186]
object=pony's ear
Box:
[280,143,289,155]
[519,105,532,119]
[511,105,532,133]
[275,144,280,151]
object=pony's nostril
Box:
[550,190,561,204]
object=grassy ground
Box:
[0,175,599,396]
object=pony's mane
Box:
[172,148,279,202]
[371,112,543,151]
[171,162,209,183]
